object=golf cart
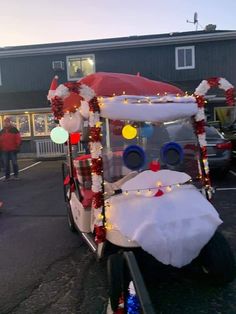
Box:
[49,73,235,313]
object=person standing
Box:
[0,118,22,181]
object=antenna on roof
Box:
[187,12,199,30]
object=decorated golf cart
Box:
[48,73,235,313]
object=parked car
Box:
[221,121,236,160]
[166,122,232,175]
[205,125,232,174]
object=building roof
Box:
[0,30,236,58]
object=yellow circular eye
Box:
[122,124,137,140]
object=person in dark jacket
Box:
[0,118,22,181]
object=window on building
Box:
[4,114,31,137]
[67,54,95,81]
[33,113,56,136]
[175,46,195,70]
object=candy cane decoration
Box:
[194,77,235,198]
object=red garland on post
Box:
[195,120,205,135]
[195,95,205,108]
[194,77,236,199]
[51,96,64,120]
[89,97,100,112]
[225,88,235,106]
[92,191,104,208]
[91,158,103,175]
[94,225,106,244]
[90,127,102,142]
[88,95,106,244]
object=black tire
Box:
[199,231,235,284]
[107,253,125,312]
[67,202,77,233]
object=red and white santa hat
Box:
[47,75,58,101]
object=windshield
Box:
[102,118,201,186]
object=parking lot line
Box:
[230,170,236,176]
[216,187,236,191]
[0,161,41,180]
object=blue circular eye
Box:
[140,124,154,138]
[160,142,183,166]
[123,145,146,170]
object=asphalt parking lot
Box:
[0,159,236,314]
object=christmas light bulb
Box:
[98,214,104,220]
[166,186,172,192]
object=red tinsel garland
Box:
[207,77,220,88]
[91,158,103,175]
[51,96,64,120]
[195,120,205,134]
[88,94,106,244]
[225,88,235,106]
[90,127,101,142]
[92,191,104,208]
[89,97,100,113]
[64,81,81,94]
[194,95,205,108]
[94,225,106,244]
[201,146,207,159]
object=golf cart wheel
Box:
[107,253,125,312]
[67,201,76,233]
[199,231,235,284]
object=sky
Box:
[0,0,236,47]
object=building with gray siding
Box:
[0,29,235,154]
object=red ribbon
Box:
[154,189,164,197]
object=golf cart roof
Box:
[50,72,198,123]
[79,72,198,122]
